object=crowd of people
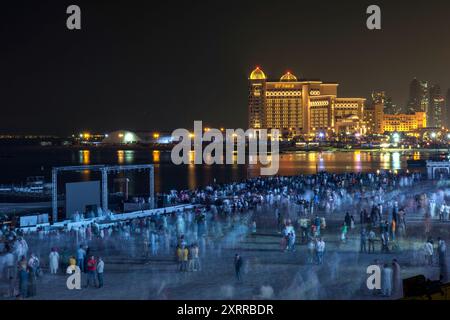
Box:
[0,169,448,299]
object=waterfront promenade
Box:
[0,171,449,300]
[4,212,447,300]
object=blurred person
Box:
[49,248,59,274]
[234,254,243,281]
[392,259,403,299]
[86,255,97,288]
[438,238,448,283]
[360,228,368,253]
[76,245,86,273]
[382,263,393,297]
[307,238,315,264]
[368,229,376,253]
[424,238,434,266]
[97,257,105,288]
[18,262,29,299]
[316,238,325,265]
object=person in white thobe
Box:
[424,240,434,265]
[14,238,28,261]
[382,264,393,297]
[49,248,59,274]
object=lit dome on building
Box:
[249,67,267,80]
[280,71,297,82]
[102,130,140,144]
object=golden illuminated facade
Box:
[383,112,427,132]
[364,103,427,134]
[248,67,365,136]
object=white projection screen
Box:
[65,181,101,219]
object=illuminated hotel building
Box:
[382,112,427,132]
[364,103,427,134]
[364,102,384,134]
[248,67,366,136]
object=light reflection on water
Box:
[74,150,432,192]
[0,148,439,193]
[247,151,412,177]
[79,150,90,165]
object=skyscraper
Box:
[371,91,386,105]
[445,89,450,129]
[407,78,421,114]
[370,91,400,114]
[407,78,429,116]
[429,84,445,128]
[385,96,401,115]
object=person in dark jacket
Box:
[344,212,351,229]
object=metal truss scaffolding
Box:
[51,164,154,223]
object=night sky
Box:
[1,0,450,135]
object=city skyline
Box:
[2,1,450,135]
[2,1,450,304]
